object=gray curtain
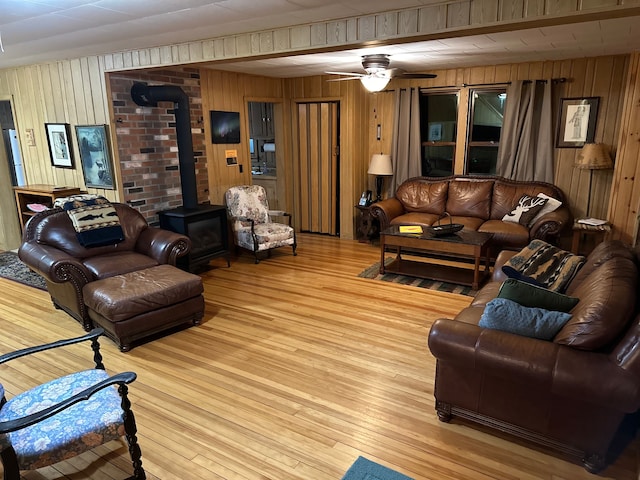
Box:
[389,87,422,195]
[496,80,554,183]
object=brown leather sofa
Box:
[18,203,205,350]
[370,175,571,250]
[427,240,640,473]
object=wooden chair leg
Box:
[119,384,146,480]
[1,446,21,480]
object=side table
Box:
[571,220,611,255]
[355,205,379,243]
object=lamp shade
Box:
[360,75,391,92]
[368,154,393,175]
[575,143,613,170]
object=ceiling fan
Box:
[326,54,437,92]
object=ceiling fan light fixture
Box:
[360,75,390,92]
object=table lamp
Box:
[575,143,613,216]
[368,154,393,202]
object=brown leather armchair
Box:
[18,203,191,330]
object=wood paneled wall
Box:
[0,59,118,202]
[0,54,634,244]
[199,70,285,206]
[366,55,630,226]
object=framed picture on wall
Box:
[556,97,600,148]
[75,124,115,189]
[45,123,74,168]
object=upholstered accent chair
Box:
[225,185,297,263]
[0,328,145,479]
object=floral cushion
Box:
[225,185,270,226]
[236,223,295,252]
[0,369,125,470]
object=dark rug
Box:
[342,456,414,480]
[358,257,477,296]
[0,252,47,290]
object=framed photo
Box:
[75,124,115,189]
[210,110,240,144]
[556,97,600,148]
[45,123,74,168]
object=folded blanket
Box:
[502,239,585,293]
[54,194,125,248]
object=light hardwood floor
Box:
[0,233,637,480]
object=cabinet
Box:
[248,102,274,138]
[252,176,278,209]
[13,184,82,231]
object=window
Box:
[465,89,506,175]
[419,92,458,177]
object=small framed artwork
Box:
[45,123,74,168]
[75,124,115,189]
[556,97,600,148]
[210,110,241,144]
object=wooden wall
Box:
[0,58,117,202]
[199,70,285,206]
[0,54,634,244]
[366,55,630,225]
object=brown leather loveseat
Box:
[18,203,205,350]
[370,175,571,250]
[428,240,640,473]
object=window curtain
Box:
[389,87,422,195]
[496,80,554,183]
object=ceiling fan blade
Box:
[325,71,366,77]
[326,76,365,82]
[397,72,438,79]
[387,68,436,79]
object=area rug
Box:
[358,258,477,296]
[0,252,47,290]
[342,456,414,480]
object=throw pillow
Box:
[479,298,572,340]
[498,278,579,312]
[502,194,548,226]
[528,193,562,226]
[501,239,585,292]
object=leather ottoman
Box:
[83,264,205,351]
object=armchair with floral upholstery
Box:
[0,328,145,479]
[225,185,297,263]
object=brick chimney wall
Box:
[109,67,208,225]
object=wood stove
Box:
[158,204,230,273]
[131,82,230,273]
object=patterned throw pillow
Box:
[528,193,562,226]
[502,194,548,226]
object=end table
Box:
[355,205,379,243]
[571,219,611,254]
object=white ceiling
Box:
[1,0,639,77]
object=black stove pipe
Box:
[130,82,198,209]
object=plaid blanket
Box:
[502,239,585,293]
[54,194,124,248]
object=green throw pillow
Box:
[479,298,572,340]
[498,278,579,312]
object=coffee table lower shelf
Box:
[383,257,487,289]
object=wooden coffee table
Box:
[379,226,493,290]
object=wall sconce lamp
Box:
[368,154,393,202]
[575,142,613,216]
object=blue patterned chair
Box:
[0,328,145,479]
[225,185,297,263]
